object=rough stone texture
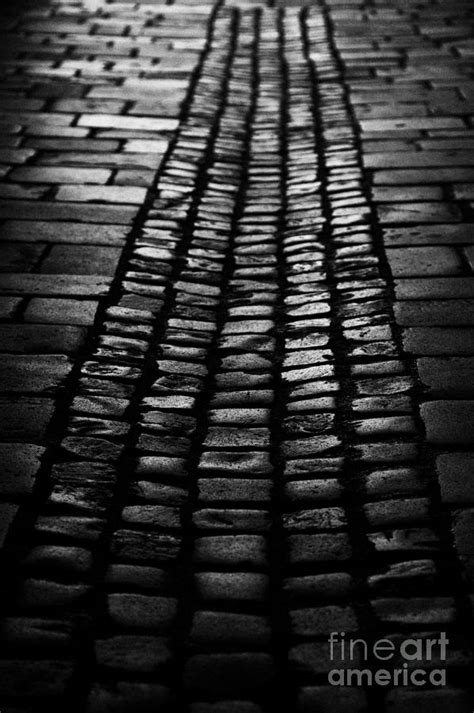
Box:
[437,453,474,505]
[421,401,474,445]
[0,325,87,354]
[107,594,178,632]
[86,682,172,713]
[0,444,45,498]
[417,357,474,397]
[94,636,172,673]
[0,355,72,392]
[0,0,473,711]
[0,398,55,441]
[24,298,99,326]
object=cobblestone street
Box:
[0,0,473,710]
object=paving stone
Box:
[132,480,186,508]
[203,427,270,449]
[198,450,272,475]
[194,572,268,602]
[365,468,428,497]
[210,389,273,408]
[56,185,147,205]
[356,375,414,396]
[60,436,121,463]
[368,528,440,555]
[359,118,463,134]
[208,408,271,426]
[24,298,99,326]
[291,605,358,637]
[372,597,456,625]
[23,545,93,575]
[0,503,19,548]
[193,535,267,568]
[0,274,112,297]
[0,296,21,318]
[386,247,463,277]
[356,441,418,464]
[373,186,444,202]
[373,168,474,185]
[367,559,438,594]
[297,686,367,713]
[0,148,36,164]
[71,395,129,419]
[395,278,474,300]
[364,498,430,527]
[378,202,462,224]
[0,200,138,224]
[367,151,474,169]
[384,688,472,713]
[0,444,44,498]
[452,507,474,553]
[353,415,416,437]
[9,166,112,184]
[288,534,351,564]
[417,357,474,396]
[78,115,178,132]
[284,572,354,601]
[395,299,474,327]
[351,360,405,378]
[34,514,104,542]
[0,617,74,653]
[135,456,188,480]
[184,654,274,696]
[190,611,271,645]
[107,594,177,631]
[403,328,474,355]
[197,479,272,504]
[141,410,196,436]
[122,505,180,529]
[384,224,474,247]
[15,579,91,609]
[86,682,172,713]
[26,138,120,152]
[284,479,343,503]
[0,398,55,440]
[0,354,71,392]
[95,636,171,673]
[291,638,360,679]
[193,508,271,532]
[454,184,474,201]
[111,529,181,564]
[105,565,174,593]
[1,220,129,246]
[437,453,474,505]
[421,401,474,446]
[283,413,334,436]
[0,660,74,698]
[0,243,45,272]
[451,509,474,585]
[283,507,346,531]
[41,245,122,276]
[115,169,156,187]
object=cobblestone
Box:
[94,635,172,673]
[0,398,55,441]
[417,357,474,396]
[421,401,474,445]
[0,0,473,710]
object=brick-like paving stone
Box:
[0,0,473,711]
